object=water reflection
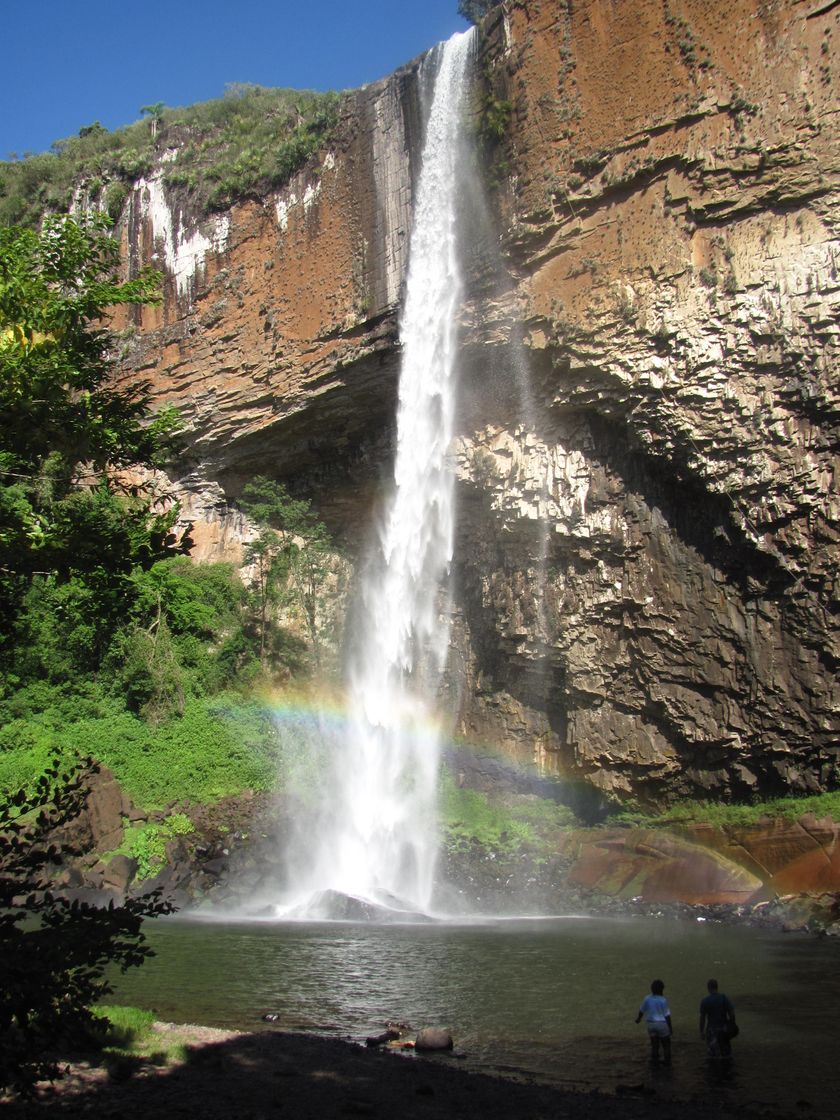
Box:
[109,915,840,1117]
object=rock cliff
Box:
[114,0,839,807]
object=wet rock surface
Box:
[437,827,840,935]
[44,773,840,935]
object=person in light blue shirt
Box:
[635,978,673,1065]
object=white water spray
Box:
[278,31,474,920]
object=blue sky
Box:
[2,1,469,158]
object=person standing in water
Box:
[699,978,737,1058]
[635,979,673,1065]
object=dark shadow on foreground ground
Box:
[2,1030,802,1120]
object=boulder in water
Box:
[415,1028,454,1052]
[282,889,435,923]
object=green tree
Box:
[105,558,259,720]
[242,522,292,667]
[240,477,339,671]
[0,213,183,653]
[140,102,166,140]
[0,756,173,1092]
[458,0,497,24]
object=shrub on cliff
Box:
[458,0,499,24]
[0,756,172,1092]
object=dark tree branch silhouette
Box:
[0,756,174,1093]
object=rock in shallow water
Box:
[279,889,437,923]
[415,1028,454,1052]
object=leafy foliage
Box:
[241,476,343,672]
[0,688,284,809]
[99,694,282,806]
[111,813,195,881]
[104,557,260,722]
[458,0,498,25]
[0,214,182,651]
[0,554,300,811]
[0,216,303,814]
[439,767,579,854]
[0,756,173,1092]
[0,216,330,833]
[0,215,165,469]
[0,85,342,228]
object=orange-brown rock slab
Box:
[564,828,763,903]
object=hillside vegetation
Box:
[0,216,340,810]
[0,84,342,227]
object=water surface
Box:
[110,914,840,1116]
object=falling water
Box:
[277,30,474,920]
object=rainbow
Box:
[248,684,567,789]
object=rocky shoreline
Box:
[45,767,840,937]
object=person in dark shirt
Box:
[699,978,736,1058]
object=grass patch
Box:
[91,1005,186,1068]
[610,790,840,829]
[439,767,579,854]
[92,1004,156,1049]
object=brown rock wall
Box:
[113,70,428,549]
[555,814,840,903]
[682,814,840,892]
[449,0,840,802]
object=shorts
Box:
[647,1022,670,1038]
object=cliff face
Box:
[115,65,427,553]
[116,0,840,806]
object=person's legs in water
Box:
[705,1028,720,1058]
[661,1034,672,1066]
[649,1023,669,1064]
[650,1031,661,1063]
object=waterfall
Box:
[277,30,474,921]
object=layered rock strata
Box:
[454,0,840,802]
[114,0,839,805]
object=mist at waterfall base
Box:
[255,31,476,923]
